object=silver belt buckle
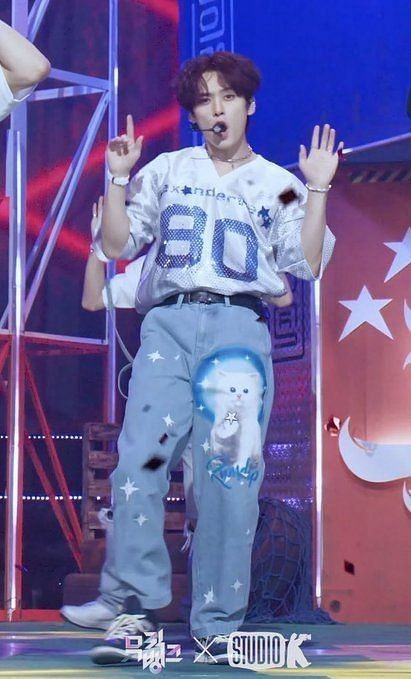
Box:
[195,291,210,304]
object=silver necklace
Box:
[206,144,254,170]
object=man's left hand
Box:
[299,124,344,189]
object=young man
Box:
[89,51,341,665]
[0,19,50,121]
[62,196,293,629]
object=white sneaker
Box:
[60,600,116,630]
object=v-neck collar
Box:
[194,145,261,181]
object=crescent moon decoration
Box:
[402,482,411,513]
[338,418,411,483]
[339,419,411,513]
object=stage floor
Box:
[0,621,411,677]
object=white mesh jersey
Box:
[119,146,335,314]
[0,67,33,121]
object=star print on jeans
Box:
[258,206,273,229]
[182,185,192,195]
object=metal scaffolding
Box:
[1,0,118,621]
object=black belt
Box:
[157,291,269,320]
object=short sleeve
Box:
[268,175,335,280]
[0,67,33,121]
[102,257,144,309]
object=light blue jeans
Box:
[99,299,274,637]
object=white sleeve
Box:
[119,154,167,260]
[269,175,335,280]
[0,67,33,121]
[102,257,144,309]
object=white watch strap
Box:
[107,170,130,186]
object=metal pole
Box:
[4,0,29,621]
[106,0,118,423]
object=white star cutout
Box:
[339,286,393,341]
[203,587,215,604]
[231,579,243,592]
[120,477,139,501]
[147,350,165,363]
[211,358,220,365]
[225,411,238,424]
[201,439,211,453]
[245,355,250,361]
[404,301,411,368]
[197,404,205,411]
[405,300,411,331]
[199,377,211,389]
[162,414,175,428]
[135,513,148,527]
[384,227,411,282]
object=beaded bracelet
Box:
[305,183,332,193]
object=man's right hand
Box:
[106,114,144,178]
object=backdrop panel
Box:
[321,161,411,623]
[180,1,410,164]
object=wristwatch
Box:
[107,169,130,186]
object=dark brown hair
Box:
[175,51,261,112]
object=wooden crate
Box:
[82,422,186,540]
[82,422,121,541]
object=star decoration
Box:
[174,354,180,360]
[384,227,411,282]
[197,404,205,411]
[203,587,215,604]
[182,185,192,195]
[257,206,273,229]
[147,350,165,363]
[258,206,270,219]
[135,513,148,527]
[339,286,393,341]
[162,414,175,428]
[245,355,251,361]
[231,579,243,592]
[211,358,220,365]
[120,477,139,501]
[201,439,211,453]
[404,300,411,331]
[199,377,211,389]
[225,411,238,425]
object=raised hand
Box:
[106,114,144,177]
[90,195,104,239]
[299,124,343,189]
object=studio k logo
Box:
[227,631,311,670]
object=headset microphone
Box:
[190,122,227,134]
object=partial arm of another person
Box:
[299,124,343,276]
[0,19,50,93]
[82,197,106,310]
